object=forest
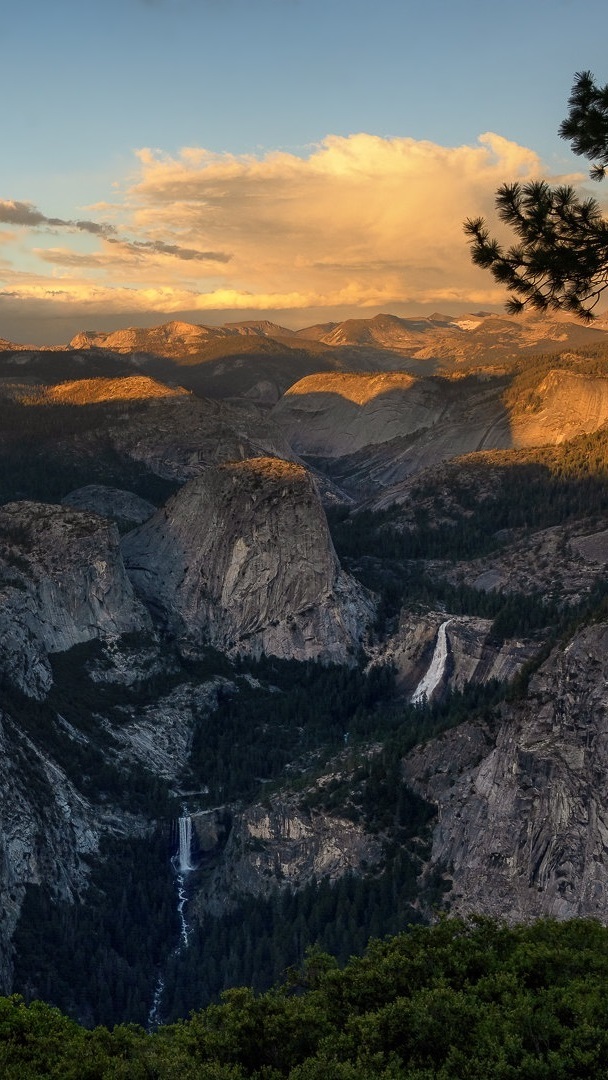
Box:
[5,917,608,1078]
[5,341,608,1037]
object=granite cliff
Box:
[122,457,375,663]
[403,621,608,922]
[0,501,150,698]
[3,313,608,1022]
[272,368,608,495]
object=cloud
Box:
[106,237,231,262]
[1,131,591,339]
[124,131,581,310]
[35,241,231,270]
[0,199,117,237]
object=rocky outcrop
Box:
[122,458,375,663]
[427,517,608,609]
[272,371,510,465]
[104,396,295,483]
[62,485,157,528]
[377,610,536,701]
[108,678,232,783]
[509,370,608,447]
[0,502,150,697]
[192,796,382,917]
[403,621,608,922]
[0,708,128,993]
[273,368,608,497]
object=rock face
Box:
[421,516,608,610]
[377,610,536,701]
[404,622,608,922]
[104,396,296,484]
[192,796,382,917]
[109,679,231,783]
[509,370,608,447]
[0,710,102,992]
[272,369,608,496]
[122,457,375,663]
[62,485,157,528]
[0,502,150,697]
[272,372,510,464]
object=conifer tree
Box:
[465,71,608,320]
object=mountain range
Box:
[2,310,608,1026]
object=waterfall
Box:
[178,814,194,874]
[147,975,165,1031]
[148,813,195,1027]
[174,812,194,950]
[411,620,451,705]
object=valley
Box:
[2,310,608,1029]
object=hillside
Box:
[2,320,608,1029]
[4,918,608,1079]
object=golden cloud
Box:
[1,131,586,332]
[124,131,579,306]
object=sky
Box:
[2,0,608,344]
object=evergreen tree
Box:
[465,71,608,320]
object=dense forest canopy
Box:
[4,918,608,1078]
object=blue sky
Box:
[2,0,608,343]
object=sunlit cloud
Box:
[123,131,581,308]
[0,131,589,340]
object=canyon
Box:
[1,310,608,1025]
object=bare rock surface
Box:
[376,610,537,700]
[122,457,375,663]
[274,369,608,496]
[0,502,150,697]
[272,372,510,470]
[403,622,608,922]
[0,712,97,991]
[0,707,151,993]
[509,370,608,447]
[104,396,295,483]
[109,678,232,783]
[431,517,608,607]
[62,485,157,527]
[193,796,382,917]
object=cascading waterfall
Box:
[175,811,194,948]
[147,975,165,1030]
[411,619,451,705]
[147,811,195,1030]
[178,814,194,875]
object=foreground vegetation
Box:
[5,918,608,1078]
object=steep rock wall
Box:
[376,610,536,701]
[0,502,150,697]
[191,797,382,918]
[403,622,608,922]
[122,458,375,663]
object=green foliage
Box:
[559,70,608,181]
[12,831,179,1031]
[6,918,608,1077]
[0,664,173,817]
[187,656,399,805]
[0,397,177,506]
[160,852,436,1025]
[465,71,608,319]
[328,421,608,642]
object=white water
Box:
[175,813,194,946]
[411,620,451,705]
[178,814,194,874]
[176,873,190,949]
[147,975,165,1030]
[147,814,194,1027]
